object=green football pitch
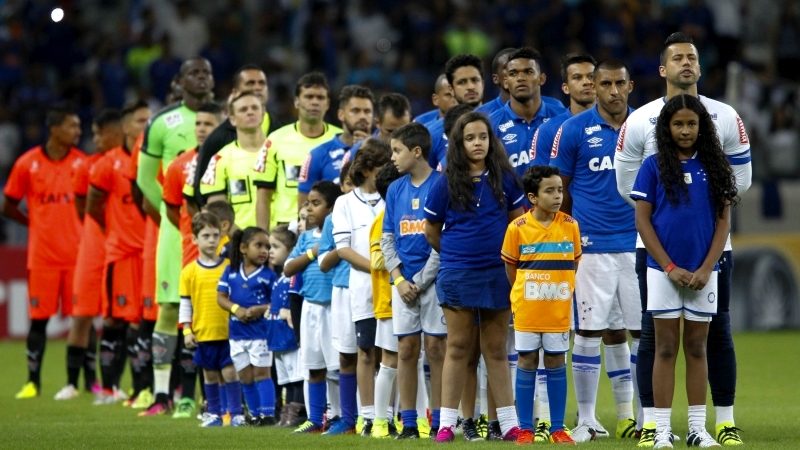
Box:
[1,331,797,448]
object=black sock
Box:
[137,320,155,392]
[26,319,49,387]
[100,326,124,391]
[111,323,129,388]
[84,327,98,390]
[289,381,304,404]
[179,339,197,401]
[66,345,86,388]
[126,326,143,396]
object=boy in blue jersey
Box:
[550,59,639,442]
[284,181,342,433]
[381,123,447,439]
[530,53,597,167]
[489,47,567,177]
[217,226,277,426]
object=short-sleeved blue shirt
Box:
[217,264,276,340]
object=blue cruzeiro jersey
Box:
[531,110,575,167]
[490,100,567,177]
[424,118,447,171]
[630,156,719,273]
[217,264,276,340]
[383,171,440,280]
[289,228,334,303]
[266,275,297,352]
[298,134,351,194]
[550,105,637,253]
[476,94,566,117]
[414,108,441,126]
[320,214,350,288]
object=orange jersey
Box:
[72,153,107,317]
[163,148,198,267]
[501,211,582,333]
[3,146,84,269]
[141,217,159,321]
[90,147,145,262]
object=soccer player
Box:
[254,72,341,230]
[86,109,146,403]
[476,47,566,117]
[345,92,412,163]
[550,59,639,442]
[297,84,374,208]
[530,53,597,167]
[283,181,342,433]
[55,111,121,400]
[502,165,580,445]
[4,104,85,399]
[615,32,751,447]
[178,212,242,427]
[489,47,567,177]
[136,57,215,416]
[200,91,268,229]
[631,94,736,449]
[424,112,525,443]
[413,74,457,126]
[192,64,271,203]
[217,226,278,426]
[332,140,390,436]
[382,123,447,439]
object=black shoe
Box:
[258,415,277,426]
[361,419,373,437]
[486,420,503,441]
[388,420,398,437]
[323,415,340,432]
[396,427,420,440]
[462,418,484,442]
[429,427,438,440]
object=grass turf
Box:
[1,331,798,448]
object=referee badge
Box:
[412,198,419,210]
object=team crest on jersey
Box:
[587,137,603,148]
[164,111,184,128]
[498,120,514,133]
[707,292,716,303]
[201,154,221,185]
[736,116,749,144]
[684,172,693,184]
[412,198,420,210]
[161,281,169,291]
[584,125,601,135]
[550,127,563,159]
[117,296,127,307]
[615,123,627,152]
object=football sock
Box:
[225,381,243,415]
[374,363,396,420]
[497,405,520,435]
[688,404,706,429]
[66,345,85,388]
[26,318,48,387]
[515,366,536,430]
[340,372,357,427]
[572,335,601,423]
[637,315,656,409]
[179,344,197,400]
[256,377,276,416]
[126,326,143,395]
[204,383,221,416]
[535,352,551,422]
[605,342,634,419]
[136,320,154,392]
[655,407,671,432]
[707,311,736,407]
[308,379,326,427]
[630,338,643,427]
[84,326,98,390]
[546,365,568,432]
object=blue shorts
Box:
[436,265,511,310]
[194,340,233,371]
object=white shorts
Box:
[275,349,303,385]
[229,339,272,372]
[392,284,447,336]
[574,252,641,331]
[375,318,398,352]
[515,331,570,353]
[646,268,718,322]
[300,301,340,371]
[331,286,357,354]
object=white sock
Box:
[604,342,634,420]
[478,357,488,416]
[508,353,518,398]
[154,365,170,395]
[416,361,428,418]
[655,407,671,433]
[496,405,519,435]
[421,351,431,403]
[688,404,706,430]
[715,405,734,425]
[630,338,643,427]
[361,404,375,420]
[534,353,550,422]
[643,407,655,426]
[327,377,341,417]
[374,364,396,420]
[572,335,602,424]
[440,407,459,429]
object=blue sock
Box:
[308,380,327,427]
[242,382,260,418]
[256,378,276,416]
[204,383,221,416]
[225,381,243,415]
[340,372,357,428]
[516,366,536,430]
[546,365,568,432]
[219,382,228,413]
[431,409,440,430]
[401,409,417,429]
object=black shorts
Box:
[355,318,377,351]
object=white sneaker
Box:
[93,392,116,405]
[654,428,675,448]
[112,387,129,401]
[54,384,79,400]
[686,427,721,447]
[588,419,610,438]
[571,423,597,442]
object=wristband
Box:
[393,275,405,286]
[230,304,240,314]
[664,262,676,274]
[306,249,316,261]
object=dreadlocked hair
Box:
[445,111,518,211]
[229,226,268,271]
[655,94,738,218]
